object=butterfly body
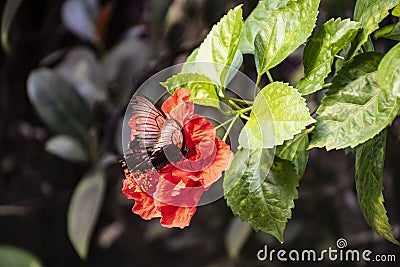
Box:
[125,95,188,172]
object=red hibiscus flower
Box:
[122,88,233,228]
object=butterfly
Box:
[124,95,189,172]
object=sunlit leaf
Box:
[160,72,220,108]
[393,3,400,17]
[45,135,88,162]
[355,130,400,245]
[224,217,252,259]
[181,48,199,73]
[194,6,243,85]
[68,169,106,259]
[57,47,107,108]
[27,69,92,138]
[240,82,314,148]
[378,42,400,98]
[224,149,300,243]
[0,245,43,267]
[309,52,400,150]
[254,0,320,75]
[348,0,398,58]
[1,0,23,53]
[297,18,359,95]
[374,22,400,41]
[276,129,310,176]
[239,0,292,54]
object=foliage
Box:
[224,149,300,243]
[239,82,314,149]
[309,52,399,150]
[355,130,400,245]
[177,0,400,245]
[0,0,23,53]
[0,246,43,267]
[297,18,360,95]
[253,0,319,76]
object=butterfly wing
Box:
[151,119,186,169]
[127,96,166,171]
[130,95,166,150]
[126,95,186,171]
[154,119,184,151]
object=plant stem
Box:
[305,126,315,134]
[322,83,332,89]
[217,105,236,116]
[228,99,241,109]
[266,71,274,83]
[220,86,232,110]
[230,98,253,105]
[334,54,345,60]
[222,114,240,142]
[239,106,252,114]
[254,74,262,99]
[240,113,250,120]
[215,117,235,130]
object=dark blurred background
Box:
[1,0,400,266]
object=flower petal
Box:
[177,115,233,185]
[161,88,194,124]
[158,204,197,229]
[199,138,233,186]
[154,170,206,207]
[183,115,215,145]
[122,171,161,220]
[131,193,160,220]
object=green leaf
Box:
[276,129,310,176]
[297,18,360,95]
[224,147,275,194]
[239,0,292,54]
[334,45,351,73]
[374,23,400,41]
[181,48,199,73]
[57,47,107,108]
[378,42,400,98]
[355,130,400,245]
[309,52,400,150]
[68,170,106,259]
[254,0,320,75]
[348,0,398,58]
[27,68,92,138]
[224,217,252,259]
[160,72,220,108]
[45,135,88,162]
[194,5,243,85]
[392,3,400,16]
[1,0,23,53]
[239,82,314,148]
[102,38,153,105]
[0,246,43,267]
[224,149,300,243]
